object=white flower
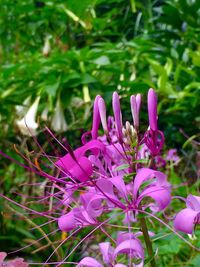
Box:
[15,96,31,117]
[42,36,51,56]
[51,98,67,132]
[41,106,49,121]
[16,96,40,136]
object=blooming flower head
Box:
[3,88,177,266]
[52,89,171,267]
[78,232,144,267]
[174,194,200,234]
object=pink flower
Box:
[56,140,105,182]
[1,89,177,266]
[77,232,144,267]
[166,149,180,165]
[57,167,171,232]
[174,194,200,234]
[0,252,29,267]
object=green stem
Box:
[140,216,157,267]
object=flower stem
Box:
[140,216,157,267]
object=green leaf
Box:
[45,80,60,97]
[81,73,97,84]
[93,55,110,66]
[182,135,197,149]
[114,164,129,171]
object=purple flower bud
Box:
[98,97,108,134]
[148,88,157,131]
[130,93,142,129]
[91,95,101,139]
[112,92,123,141]
[58,211,76,232]
[136,93,142,111]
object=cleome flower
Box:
[5,88,194,266]
[58,168,171,233]
[77,232,144,267]
[174,194,200,234]
[50,89,171,266]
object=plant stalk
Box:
[140,216,156,267]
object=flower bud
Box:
[98,97,108,134]
[112,92,123,141]
[16,96,40,136]
[148,88,157,131]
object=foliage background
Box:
[0,0,199,266]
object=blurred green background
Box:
[0,0,200,266]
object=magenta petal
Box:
[174,208,199,234]
[114,239,144,263]
[6,258,29,267]
[96,179,122,207]
[137,186,171,211]
[56,153,76,172]
[86,194,105,218]
[87,187,121,213]
[74,207,96,226]
[76,140,105,157]
[56,140,105,177]
[81,191,96,209]
[133,168,167,198]
[58,211,76,231]
[166,149,179,163]
[148,88,157,131]
[69,156,93,182]
[77,257,103,267]
[99,242,114,264]
[116,232,135,245]
[0,252,7,262]
[114,264,127,267]
[91,95,101,139]
[96,179,115,196]
[186,194,200,211]
[112,92,123,140]
[110,176,128,201]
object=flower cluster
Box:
[2,88,199,266]
[50,88,172,266]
